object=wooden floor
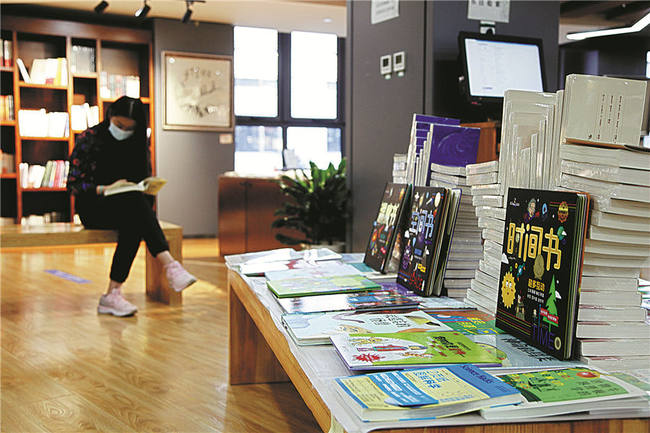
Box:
[1,238,321,433]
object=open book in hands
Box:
[103,177,167,196]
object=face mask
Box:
[108,121,135,141]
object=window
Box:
[234,27,344,173]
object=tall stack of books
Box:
[462,160,502,313]
[554,74,650,371]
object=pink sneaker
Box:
[165,260,197,292]
[98,290,138,317]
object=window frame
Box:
[235,31,346,168]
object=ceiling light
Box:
[135,1,150,18]
[323,17,332,23]
[94,0,108,14]
[182,1,193,23]
[567,11,650,40]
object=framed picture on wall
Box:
[162,51,234,131]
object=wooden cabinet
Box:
[0,16,155,223]
[218,175,298,256]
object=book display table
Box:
[227,267,650,433]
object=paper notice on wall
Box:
[371,0,399,24]
[467,0,510,23]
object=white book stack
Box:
[555,74,650,371]
[392,153,407,184]
[427,163,481,300]
[458,160,502,314]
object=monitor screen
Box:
[459,32,545,103]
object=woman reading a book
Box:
[67,96,196,317]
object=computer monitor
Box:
[458,32,546,106]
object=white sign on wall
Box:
[371,0,399,25]
[467,0,510,23]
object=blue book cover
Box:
[414,114,461,126]
[427,124,481,169]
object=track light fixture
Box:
[182,1,193,23]
[94,0,108,14]
[135,0,151,18]
[567,11,650,40]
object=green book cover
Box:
[331,331,501,370]
[267,274,380,298]
[481,367,647,420]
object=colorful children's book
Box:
[330,331,501,370]
[480,367,648,420]
[276,286,420,314]
[334,364,522,421]
[425,310,504,335]
[267,274,380,298]
[281,310,451,345]
[495,188,590,360]
[364,183,412,273]
[396,186,462,296]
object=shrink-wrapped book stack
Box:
[392,153,407,184]
[462,160,502,314]
[555,75,650,370]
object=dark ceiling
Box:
[560,1,650,23]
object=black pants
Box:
[78,192,170,283]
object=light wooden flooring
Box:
[1,238,321,433]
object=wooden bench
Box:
[0,221,184,305]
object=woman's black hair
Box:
[105,96,152,174]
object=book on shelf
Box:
[266,274,380,298]
[0,95,14,121]
[396,186,462,296]
[100,72,140,99]
[71,103,100,132]
[2,39,12,67]
[334,364,521,422]
[103,176,167,196]
[330,331,501,370]
[281,310,451,346]
[70,45,96,74]
[1,151,15,174]
[480,367,648,420]
[16,58,30,82]
[495,188,590,360]
[29,58,68,86]
[561,74,647,149]
[363,183,411,273]
[277,285,421,314]
[18,109,69,138]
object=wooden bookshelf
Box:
[0,15,155,223]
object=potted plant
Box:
[272,159,349,251]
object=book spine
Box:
[3,40,12,67]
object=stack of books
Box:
[70,45,96,74]
[462,160,503,313]
[427,165,481,300]
[17,57,68,86]
[100,72,140,99]
[554,75,650,371]
[392,153,407,183]
[70,103,100,132]
[0,95,14,121]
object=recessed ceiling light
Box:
[323,17,332,23]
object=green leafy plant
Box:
[272,159,350,246]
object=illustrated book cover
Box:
[276,284,420,314]
[363,183,412,273]
[396,186,461,296]
[334,364,521,421]
[281,310,451,345]
[266,274,380,298]
[480,367,647,420]
[330,331,502,370]
[495,188,590,360]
